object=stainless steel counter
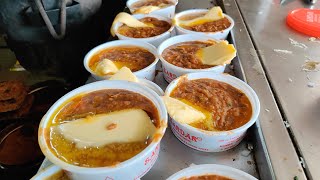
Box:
[231,0,320,179]
[36,0,320,179]
[38,1,261,179]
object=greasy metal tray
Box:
[39,0,275,179]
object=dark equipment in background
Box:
[0,1,127,180]
[0,0,126,87]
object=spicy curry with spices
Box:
[118,17,171,38]
[89,46,155,75]
[162,41,217,69]
[46,89,160,167]
[170,78,252,131]
[179,12,231,32]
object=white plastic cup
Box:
[127,0,178,18]
[31,165,63,180]
[138,79,164,96]
[165,72,260,152]
[167,164,257,180]
[174,9,235,40]
[38,80,168,180]
[158,34,226,83]
[87,77,165,96]
[84,40,159,81]
[114,14,176,47]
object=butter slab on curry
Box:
[196,41,236,66]
[47,89,160,167]
[162,96,206,124]
[176,6,225,27]
[109,67,139,82]
[55,109,156,148]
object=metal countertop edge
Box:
[218,0,307,179]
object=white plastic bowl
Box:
[174,9,234,40]
[87,77,164,96]
[114,14,175,47]
[138,78,164,96]
[84,40,159,81]
[158,34,226,83]
[38,80,168,180]
[167,164,257,180]
[127,0,178,18]
[31,165,63,180]
[165,72,260,152]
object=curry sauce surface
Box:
[170,78,252,131]
[181,174,233,180]
[162,41,216,69]
[47,89,159,167]
[118,17,171,38]
[89,46,155,75]
[180,13,231,32]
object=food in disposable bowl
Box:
[84,40,159,81]
[127,0,178,18]
[88,66,165,96]
[130,0,175,12]
[117,16,171,38]
[163,72,260,152]
[87,46,153,76]
[180,175,232,180]
[158,34,236,82]
[111,13,175,47]
[38,81,168,180]
[167,164,257,180]
[174,7,234,39]
[45,91,159,167]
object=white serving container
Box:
[31,165,63,180]
[174,9,235,40]
[165,72,260,152]
[158,34,226,83]
[84,40,159,81]
[113,14,175,47]
[127,0,178,18]
[167,164,257,180]
[87,77,164,96]
[38,80,168,180]
[138,78,164,95]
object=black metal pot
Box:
[0,120,44,180]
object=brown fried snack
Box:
[0,95,34,120]
[0,81,28,113]
[0,96,26,113]
[12,94,34,117]
[0,81,27,101]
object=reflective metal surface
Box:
[234,0,320,179]
[221,0,306,179]
[38,0,264,179]
[39,0,318,179]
